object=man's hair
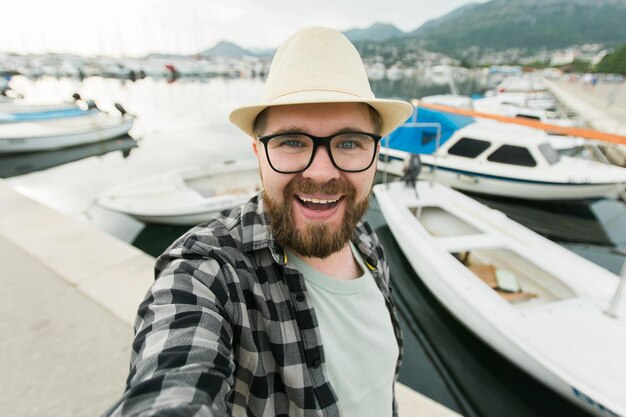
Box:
[252,104,383,137]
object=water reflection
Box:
[0,135,138,178]
[370,69,486,101]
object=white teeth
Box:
[299,196,339,204]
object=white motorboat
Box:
[472,95,582,128]
[373,180,625,417]
[419,94,580,128]
[0,111,134,153]
[96,159,261,225]
[379,120,626,200]
[419,94,473,110]
[495,76,548,93]
[485,89,556,111]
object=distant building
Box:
[550,50,576,66]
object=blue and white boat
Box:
[0,100,94,124]
[379,107,626,200]
[0,111,135,153]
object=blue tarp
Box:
[384,107,475,154]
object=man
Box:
[104,26,413,417]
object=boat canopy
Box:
[385,106,475,155]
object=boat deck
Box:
[517,297,626,408]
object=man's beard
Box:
[263,176,370,259]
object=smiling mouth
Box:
[296,195,342,211]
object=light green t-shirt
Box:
[286,243,398,417]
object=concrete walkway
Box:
[0,234,133,416]
[546,79,626,135]
[0,180,155,416]
[0,180,461,417]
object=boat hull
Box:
[0,117,134,153]
[419,164,622,200]
[378,151,624,200]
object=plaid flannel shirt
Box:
[104,194,403,417]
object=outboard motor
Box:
[114,103,127,116]
[86,99,99,110]
[402,153,422,185]
[402,153,422,199]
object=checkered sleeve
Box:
[103,240,237,417]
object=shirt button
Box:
[313,359,321,368]
[296,293,305,302]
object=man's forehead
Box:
[264,103,373,131]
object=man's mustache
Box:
[285,177,356,198]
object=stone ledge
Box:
[0,180,154,325]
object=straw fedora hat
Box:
[229,26,413,137]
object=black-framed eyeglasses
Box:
[257,131,381,174]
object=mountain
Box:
[414,2,482,34]
[247,48,276,57]
[408,0,626,53]
[343,23,405,42]
[199,41,253,58]
[144,52,190,60]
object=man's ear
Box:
[252,138,259,157]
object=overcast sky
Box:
[0,0,485,57]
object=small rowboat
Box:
[96,159,261,225]
[0,111,134,153]
[373,180,625,417]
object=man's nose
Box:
[301,145,341,182]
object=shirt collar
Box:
[239,193,285,265]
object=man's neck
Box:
[290,243,362,280]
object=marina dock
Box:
[0,179,460,417]
[545,78,626,136]
[546,78,626,167]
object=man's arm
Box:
[103,248,236,417]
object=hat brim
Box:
[229,91,413,137]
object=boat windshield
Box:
[538,143,560,165]
[486,145,537,167]
[447,137,491,159]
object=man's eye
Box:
[283,140,306,147]
[337,141,357,150]
[269,135,310,149]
